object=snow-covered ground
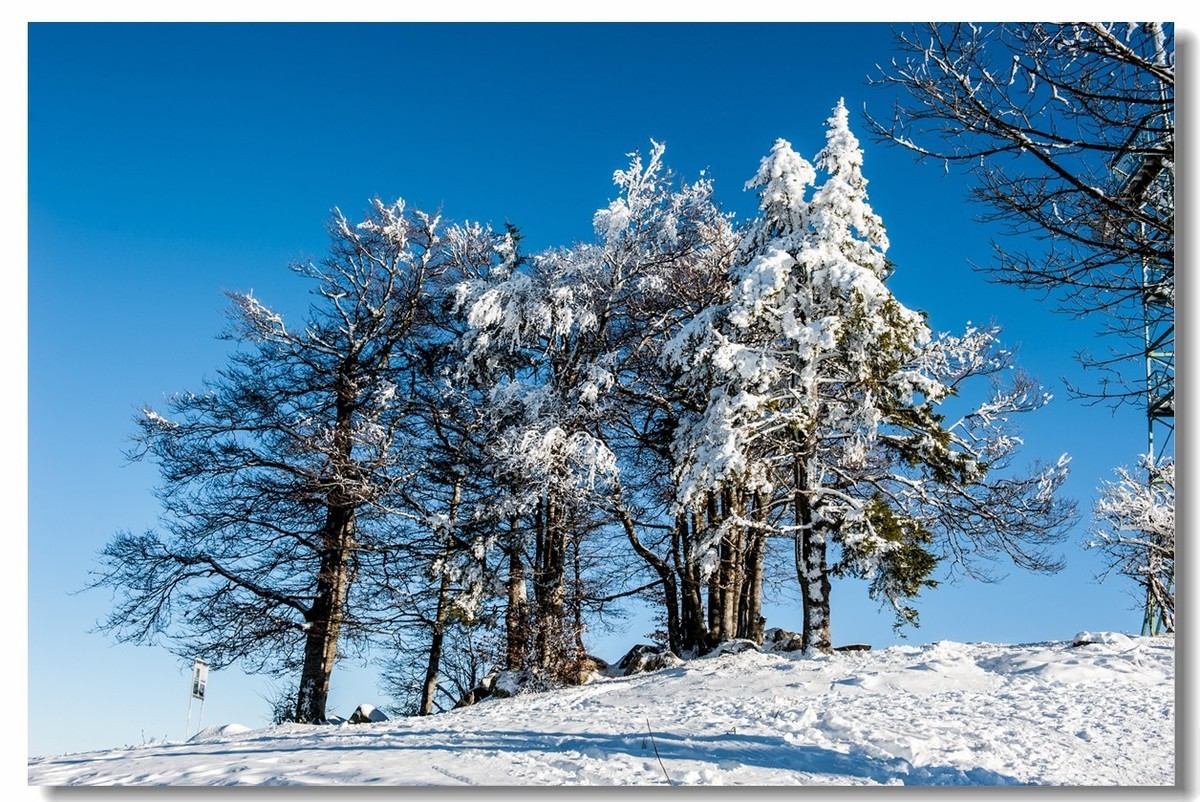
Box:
[28,632,1173,786]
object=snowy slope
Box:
[28,632,1174,786]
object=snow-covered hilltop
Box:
[29,632,1173,786]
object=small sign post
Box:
[184,658,209,740]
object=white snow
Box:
[28,632,1173,786]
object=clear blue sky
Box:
[25,20,1174,757]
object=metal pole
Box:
[184,683,194,741]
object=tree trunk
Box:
[737,491,768,642]
[533,492,567,679]
[295,504,354,723]
[798,523,832,653]
[716,488,744,642]
[617,492,681,656]
[504,518,529,671]
[704,492,720,638]
[295,367,361,723]
[418,571,452,715]
[677,509,708,654]
[793,454,832,654]
[569,532,587,675]
[418,480,461,715]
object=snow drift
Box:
[28,632,1173,786]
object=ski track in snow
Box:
[28,635,1174,786]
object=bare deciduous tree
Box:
[92,199,453,723]
[1089,456,1174,634]
[867,23,1174,406]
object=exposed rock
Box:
[763,628,805,652]
[348,704,389,724]
[490,670,527,699]
[454,670,502,709]
[616,644,682,676]
[1071,631,1135,648]
[453,686,487,709]
[566,654,610,684]
[711,638,759,656]
[761,629,870,653]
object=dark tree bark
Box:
[417,570,452,717]
[676,512,709,654]
[868,22,1174,408]
[295,505,355,722]
[92,200,455,723]
[504,519,530,672]
[614,485,682,657]
[737,491,768,642]
[532,493,568,679]
[417,480,461,717]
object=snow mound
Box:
[708,638,759,657]
[187,723,252,743]
[976,636,1171,686]
[30,635,1173,787]
[1070,630,1135,647]
[831,641,996,697]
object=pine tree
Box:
[669,101,1075,652]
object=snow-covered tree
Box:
[1089,455,1174,634]
[349,218,552,713]
[668,101,1075,653]
[592,147,742,656]
[92,110,1082,722]
[380,220,511,716]
[455,143,741,668]
[453,225,622,681]
[93,200,458,723]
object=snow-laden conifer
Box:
[668,101,1075,653]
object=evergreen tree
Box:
[669,101,1075,652]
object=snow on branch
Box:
[1089,454,1174,632]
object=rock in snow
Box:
[348,704,388,724]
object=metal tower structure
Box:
[1113,118,1174,635]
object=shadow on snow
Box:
[79,726,1030,786]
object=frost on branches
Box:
[869,23,1174,407]
[1090,456,1175,634]
[667,100,1075,654]
[98,106,1083,718]
[96,200,465,724]
[452,141,735,678]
